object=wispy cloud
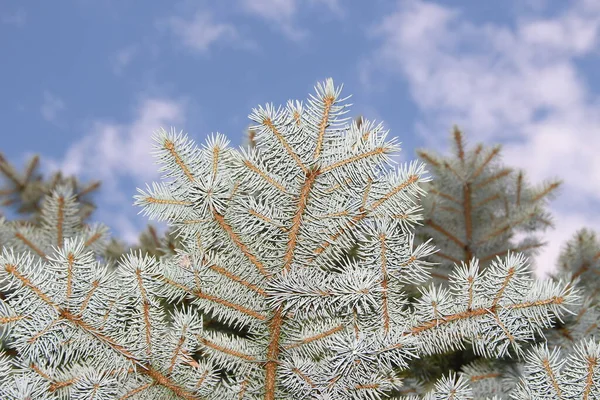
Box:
[240,0,304,40]
[57,98,185,185]
[313,0,343,16]
[238,0,343,41]
[41,91,65,123]
[1,8,26,27]
[162,10,246,53]
[241,0,296,21]
[111,46,137,76]
[364,0,600,277]
[48,98,186,243]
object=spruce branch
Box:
[131,79,577,399]
[414,126,562,283]
[0,79,592,399]
[510,337,600,399]
[0,153,100,223]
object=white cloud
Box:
[240,0,305,41]
[111,211,146,245]
[313,0,343,15]
[242,0,296,22]
[521,0,550,13]
[58,98,185,185]
[239,0,343,41]
[163,11,242,53]
[111,46,137,75]
[365,0,600,277]
[1,9,26,27]
[47,98,186,243]
[41,91,65,122]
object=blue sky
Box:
[2,0,599,277]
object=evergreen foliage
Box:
[0,152,177,260]
[413,127,561,283]
[399,128,559,388]
[0,153,100,222]
[405,128,600,397]
[0,79,598,399]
